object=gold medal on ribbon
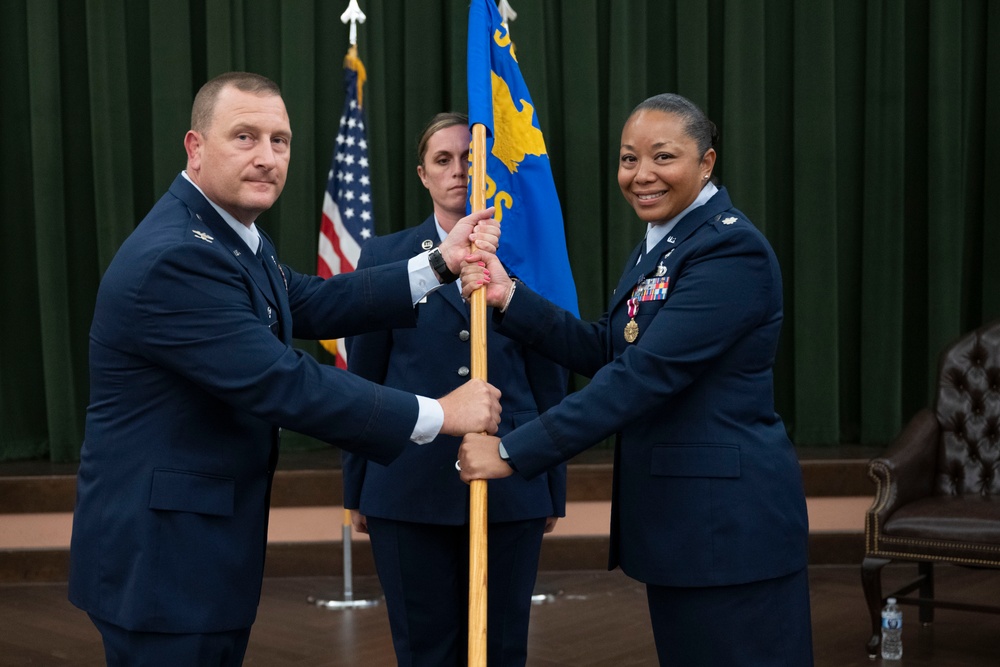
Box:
[624,295,640,343]
[624,318,639,343]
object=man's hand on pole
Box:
[438,206,498,276]
[438,379,502,436]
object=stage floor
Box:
[2,565,998,666]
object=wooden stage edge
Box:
[0,447,878,582]
[0,532,866,584]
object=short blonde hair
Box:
[191,72,282,133]
[417,112,469,166]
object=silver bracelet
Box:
[500,280,517,313]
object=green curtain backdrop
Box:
[1,0,997,462]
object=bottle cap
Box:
[887,597,896,604]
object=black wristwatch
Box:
[428,247,459,284]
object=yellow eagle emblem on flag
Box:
[490,71,548,174]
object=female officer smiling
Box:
[458,93,814,666]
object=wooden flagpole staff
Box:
[468,0,517,667]
[468,4,519,663]
[467,122,489,666]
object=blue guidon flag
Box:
[467,0,579,316]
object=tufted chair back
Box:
[934,323,1000,497]
[861,319,1000,658]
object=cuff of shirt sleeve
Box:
[498,441,517,470]
[410,395,444,444]
[408,251,443,304]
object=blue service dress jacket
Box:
[494,187,809,588]
[69,174,429,633]
[342,215,567,524]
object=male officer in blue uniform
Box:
[68,72,501,666]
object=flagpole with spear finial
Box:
[308,0,379,613]
[341,0,365,46]
[497,0,517,24]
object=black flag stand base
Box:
[307,520,381,610]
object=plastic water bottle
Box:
[880,597,903,660]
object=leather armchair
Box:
[861,318,1000,658]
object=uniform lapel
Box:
[241,246,280,311]
[439,280,468,319]
[170,176,280,312]
[257,234,292,343]
[610,240,648,314]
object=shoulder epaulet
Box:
[708,212,747,230]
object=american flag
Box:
[317,46,374,368]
